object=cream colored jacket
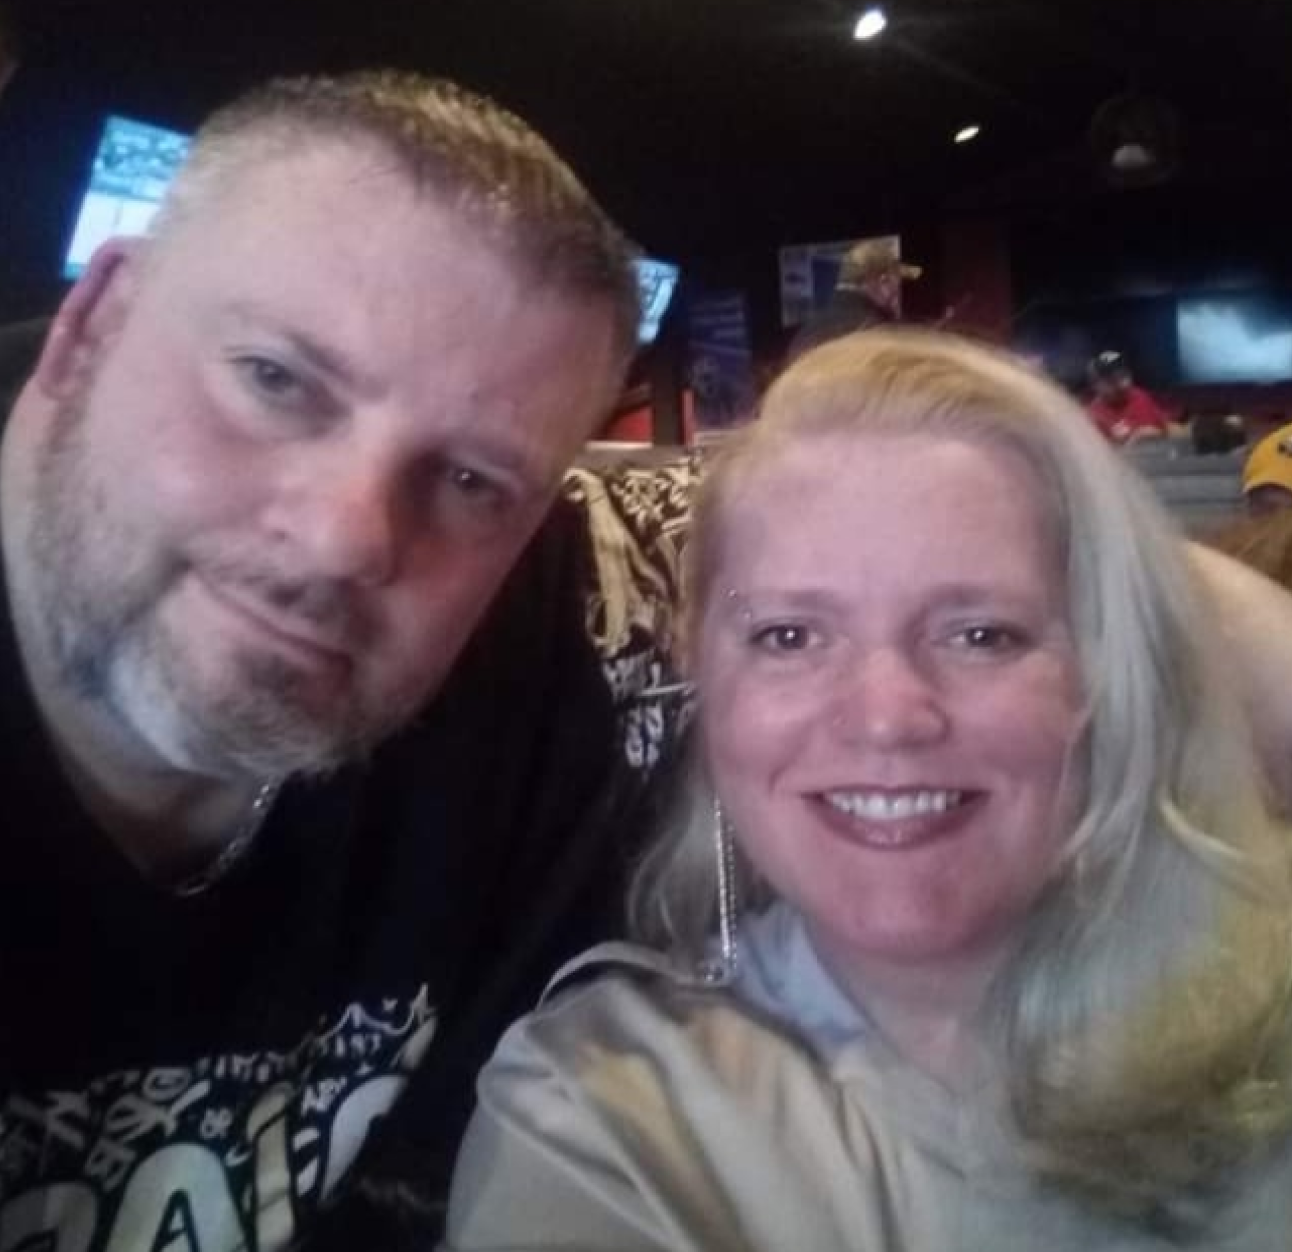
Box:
[445,904,1292,1251]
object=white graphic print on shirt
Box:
[0,988,436,1252]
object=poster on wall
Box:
[778,233,907,326]
[688,289,756,439]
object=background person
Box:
[1241,420,1292,515]
[447,330,1292,1251]
[788,237,922,359]
[1085,348,1172,445]
[0,69,657,1252]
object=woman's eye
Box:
[749,623,814,653]
[951,623,1024,652]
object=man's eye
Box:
[442,464,511,513]
[236,357,306,403]
[448,466,489,493]
[749,623,814,653]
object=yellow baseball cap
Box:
[1243,422,1292,498]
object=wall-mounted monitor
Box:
[1177,291,1292,385]
[634,257,680,344]
[62,114,192,279]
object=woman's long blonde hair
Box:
[631,328,1292,1228]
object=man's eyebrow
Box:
[218,303,375,392]
[215,303,560,490]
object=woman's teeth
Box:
[824,789,963,821]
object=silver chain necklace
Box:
[172,779,281,898]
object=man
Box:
[0,70,661,1251]
[787,236,922,359]
[1241,420,1292,515]
[1085,349,1172,445]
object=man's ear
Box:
[33,238,145,400]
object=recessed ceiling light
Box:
[853,7,887,40]
[954,124,981,144]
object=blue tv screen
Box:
[1177,291,1292,384]
[62,114,192,279]
[634,257,680,344]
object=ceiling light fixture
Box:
[853,7,887,40]
[954,124,981,144]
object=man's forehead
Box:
[145,148,497,306]
[136,138,619,420]
[177,139,428,231]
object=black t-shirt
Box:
[0,324,689,1250]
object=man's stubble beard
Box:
[25,390,421,782]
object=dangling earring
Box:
[1068,838,1099,911]
[697,796,740,986]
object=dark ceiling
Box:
[10,0,1292,241]
[5,0,1292,286]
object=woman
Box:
[446,330,1292,1250]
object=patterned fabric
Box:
[562,454,702,772]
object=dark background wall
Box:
[3,0,1292,409]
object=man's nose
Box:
[269,447,403,586]
[828,646,949,749]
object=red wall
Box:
[931,217,1015,343]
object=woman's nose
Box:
[828,646,949,748]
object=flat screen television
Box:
[62,114,192,279]
[634,257,680,344]
[1177,291,1292,385]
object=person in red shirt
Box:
[1086,349,1172,445]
